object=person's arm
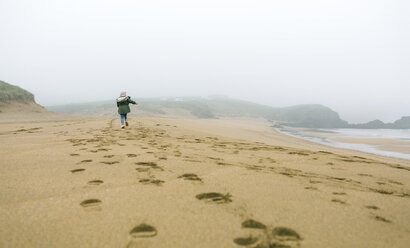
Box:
[129,99,137,105]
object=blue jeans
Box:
[120,114,127,125]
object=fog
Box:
[0,0,409,123]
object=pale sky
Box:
[0,0,409,123]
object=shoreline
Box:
[274,126,410,161]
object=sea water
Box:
[276,127,410,160]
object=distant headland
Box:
[1,80,408,129]
[48,95,410,129]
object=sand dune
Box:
[0,116,409,248]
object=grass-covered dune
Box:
[0,80,35,103]
[0,80,48,115]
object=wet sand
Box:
[0,116,409,248]
[276,126,410,160]
[331,137,410,154]
[375,145,410,154]
[331,137,410,146]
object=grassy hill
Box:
[0,80,35,103]
[47,96,410,129]
[0,80,46,114]
[47,96,350,128]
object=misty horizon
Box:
[1,0,409,123]
[37,93,407,125]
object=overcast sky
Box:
[0,0,409,123]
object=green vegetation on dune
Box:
[0,80,35,103]
[0,80,48,114]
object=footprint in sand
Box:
[135,162,163,171]
[234,220,302,248]
[126,223,157,248]
[139,179,165,186]
[365,205,379,210]
[135,168,150,172]
[71,168,85,173]
[78,159,93,164]
[87,180,104,186]
[374,215,391,223]
[331,198,347,205]
[136,162,158,167]
[242,219,267,229]
[270,227,302,248]
[80,199,102,211]
[234,219,268,247]
[178,173,202,182]
[100,161,120,165]
[196,192,232,204]
[233,236,260,247]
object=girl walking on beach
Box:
[116,91,138,128]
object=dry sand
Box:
[0,116,409,248]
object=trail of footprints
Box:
[66,119,402,247]
[66,121,310,247]
[69,121,173,217]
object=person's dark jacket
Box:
[117,96,136,115]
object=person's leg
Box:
[120,114,125,128]
[125,114,128,126]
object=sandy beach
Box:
[0,116,409,248]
